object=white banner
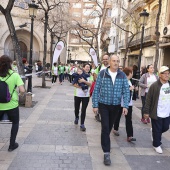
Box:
[52,41,65,64]
[89,47,98,67]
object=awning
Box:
[159,42,170,48]
[128,50,140,56]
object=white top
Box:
[121,80,133,106]
[70,67,76,75]
[53,66,58,75]
[108,69,117,85]
[157,82,170,118]
[74,77,91,97]
[145,74,157,93]
[65,66,69,73]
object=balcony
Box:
[123,0,145,20]
[130,0,146,12]
[118,39,126,49]
[128,26,156,47]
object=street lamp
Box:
[67,49,70,63]
[27,0,38,92]
[106,37,111,54]
[69,53,72,63]
[137,9,149,79]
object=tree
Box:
[37,0,68,88]
[70,0,108,60]
[48,4,71,67]
[154,0,162,72]
[111,0,140,67]
[0,0,24,76]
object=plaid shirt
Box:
[92,68,130,108]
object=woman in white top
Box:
[139,64,158,124]
[113,67,136,142]
[73,63,92,131]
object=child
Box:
[72,68,90,94]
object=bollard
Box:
[25,92,32,108]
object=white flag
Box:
[52,41,65,64]
[89,48,98,67]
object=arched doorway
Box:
[19,41,28,59]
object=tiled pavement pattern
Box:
[0,75,170,170]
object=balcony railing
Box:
[128,27,156,47]
[122,0,145,20]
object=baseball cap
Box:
[159,66,169,74]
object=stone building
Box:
[108,0,170,69]
[0,0,67,65]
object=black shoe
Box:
[104,154,111,166]
[74,118,79,125]
[95,114,101,122]
[127,137,136,142]
[8,142,19,152]
[80,124,86,131]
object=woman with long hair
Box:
[0,55,25,151]
[139,64,158,124]
[73,63,92,131]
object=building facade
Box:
[108,0,170,69]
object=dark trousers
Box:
[151,116,170,147]
[59,73,64,83]
[114,106,133,137]
[52,75,57,83]
[69,75,73,83]
[74,96,89,125]
[99,103,120,153]
[141,93,147,118]
[0,107,19,146]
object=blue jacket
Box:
[92,68,130,108]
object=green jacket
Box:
[144,79,170,119]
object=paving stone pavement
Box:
[1,75,170,170]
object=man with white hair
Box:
[144,66,170,154]
[92,54,130,166]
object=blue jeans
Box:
[59,73,64,83]
[151,116,170,147]
[99,103,121,153]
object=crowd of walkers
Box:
[0,54,170,167]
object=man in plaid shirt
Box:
[92,54,130,166]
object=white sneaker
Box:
[150,128,153,141]
[154,146,163,154]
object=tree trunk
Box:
[123,34,135,67]
[50,32,54,71]
[42,12,48,88]
[154,0,162,73]
[5,11,25,76]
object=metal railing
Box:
[128,26,156,47]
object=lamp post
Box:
[67,49,70,63]
[106,37,111,55]
[27,0,38,92]
[137,9,149,79]
[69,53,72,63]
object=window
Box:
[72,3,81,8]
[84,3,94,9]
[72,12,81,18]
[83,30,88,34]
[70,38,79,43]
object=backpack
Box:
[0,73,16,103]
